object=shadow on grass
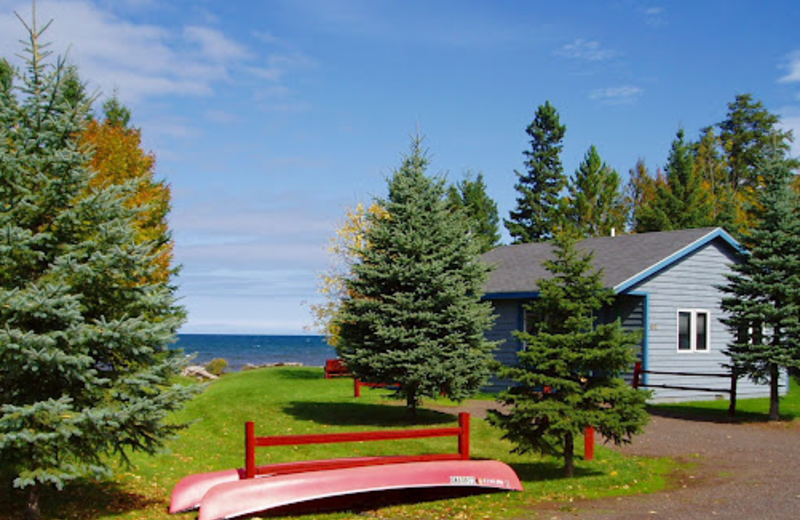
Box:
[283,401,456,427]
[0,478,161,520]
[272,368,326,380]
[648,403,799,424]
[511,461,604,482]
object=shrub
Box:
[205,358,228,376]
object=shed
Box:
[481,227,786,402]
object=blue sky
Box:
[1,1,799,334]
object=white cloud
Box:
[779,51,800,83]
[0,1,312,105]
[184,25,251,62]
[556,38,617,62]
[642,6,666,27]
[777,107,800,157]
[589,85,643,104]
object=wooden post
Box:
[458,412,470,460]
[728,367,737,417]
[633,361,642,389]
[245,421,256,479]
[354,379,361,398]
[584,426,595,461]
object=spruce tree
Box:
[0,17,195,520]
[636,129,713,231]
[335,137,497,420]
[447,171,500,253]
[505,101,567,243]
[720,157,800,421]
[488,230,649,477]
[566,145,627,238]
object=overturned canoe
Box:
[169,456,397,514]
[196,459,522,520]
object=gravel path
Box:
[429,402,800,520]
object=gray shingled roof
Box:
[481,227,738,295]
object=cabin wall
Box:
[631,240,783,402]
[484,299,522,392]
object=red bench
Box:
[324,359,351,379]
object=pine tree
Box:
[335,137,497,420]
[720,157,800,421]
[0,17,195,520]
[566,145,627,238]
[716,94,800,234]
[505,101,567,243]
[635,129,713,231]
[447,171,500,253]
[488,230,649,477]
[694,127,738,234]
[718,94,797,192]
[626,158,663,233]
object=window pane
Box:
[696,312,708,350]
[678,312,691,350]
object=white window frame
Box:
[677,309,711,353]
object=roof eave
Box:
[613,227,742,294]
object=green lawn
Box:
[1,368,675,520]
[651,376,800,422]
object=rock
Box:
[182,365,219,380]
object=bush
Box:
[205,358,228,376]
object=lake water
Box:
[173,334,336,371]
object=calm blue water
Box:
[173,334,336,371]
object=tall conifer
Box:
[335,137,497,420]
[447,171,500,253]
[635,129,713,231]
[566,145,627,238]
[505,101,567,243]
[0,16,195,519]
[489,231,648,477]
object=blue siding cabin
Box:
[481,227,786,402]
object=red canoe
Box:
[171,459,522,520]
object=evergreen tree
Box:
[626,158,663,233]
[489,230,649,477]
[0,58,12,94]
[718,94,797,192]
[447,171,500,253]
[0,17,195,520]
[635,129,713,231]
[720,157,800,421]
[505,101,567,243]
[335,137,497,420]
[80,95,174,283]
[566,145,627,238]
[716,94,800,233]
[694,127,738,234]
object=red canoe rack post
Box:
[245,421,256,479]
[633,361,642,390]
[244,412,471,479]
[584,426,594,461]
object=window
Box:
[677,310,710,352]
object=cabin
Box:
[481,227,786,402]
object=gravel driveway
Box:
[433,402,800,520]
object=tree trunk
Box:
[25,483,41,520]
[769,363,780,421]
[406,392,417,423]
[564,431,574,477]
